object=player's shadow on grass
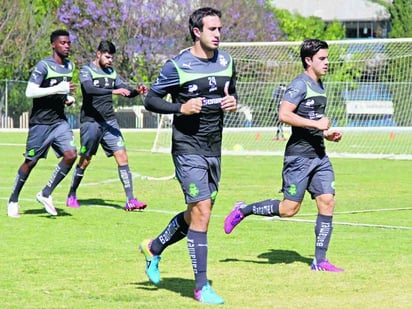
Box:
[77,198,123,209]
[24,208,72,217]
[220,249,312,265]
[134,277,199,299]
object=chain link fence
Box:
[0,79,157,129]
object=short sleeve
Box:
[283,79,307,106]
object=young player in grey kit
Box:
[224,39,344,272]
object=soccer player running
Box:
[138,7,237,304]
[7,29,77,217]
[66,40,147,211]
[224,39,344,272]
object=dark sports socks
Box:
[118,165,134,201]
[43,161,71,197]
[239,199,280,217]
[150,211,189,255]
[314,214,333,264]
[68,165,84,196]
[9,168,30,202]
[187,229,208,290]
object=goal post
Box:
[151,38,412,159]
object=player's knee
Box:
[316,194,335,214]
[280,200,301,217]
[63,150,77,164]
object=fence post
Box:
[5,79,8,128]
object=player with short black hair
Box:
[224,39,344,272]
[138,7,237,304]
[7,29,77,217]
[65,40,147,211]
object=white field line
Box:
[2,195,410,230]
[295,207,412,216]
[264,217,412,230]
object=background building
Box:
[272,0,392,38]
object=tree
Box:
[0,0,62,80]
[57,0,283,84]
[0,0,62,125]
[388,0,412,38]
[270,8,345,41]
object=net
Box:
[152,39,412,159]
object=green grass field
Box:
[1,131,411,308]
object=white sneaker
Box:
[7,201,20,218]
[36,192,58,216]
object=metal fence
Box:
[0,79,157,129]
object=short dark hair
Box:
[97,40,116,54]
[300,39,328,69]
[189,7,221,42]
[50,29,70,43]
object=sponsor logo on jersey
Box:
[305,99,315,106]
[202,98,222,106]
[188,84,198,93]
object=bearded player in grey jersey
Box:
[65,40,147,211]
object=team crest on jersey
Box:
[218,55,228,67]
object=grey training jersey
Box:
[80,62,129,123]
[150,49,237,156]
[28,57,75,126]
[283,73,327,158]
